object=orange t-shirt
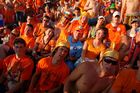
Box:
[3,54,34,81]
[14,0,26,12]
[111,69,140,93]
[20,23,27,36]
[106,23,126,50]
[35,0,44,7]
[33,23,46,38]
[35,36,55,53]
[85,38,106,59]
[79,0,87,11]
[4,8,15,24]
[36,56,70,91]
[68,20,89,37]
[20,35,35,49]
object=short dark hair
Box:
[27,24,34,30]
[75,7,80,12]
[96,27,108,39]
[13,37,26,47]
[43,15,50,20]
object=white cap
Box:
[113,11,120,17]
[98,16,105,20]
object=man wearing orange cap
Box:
[27,41,70,93]
[64,48,120,93]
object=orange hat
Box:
[52,40,70,55]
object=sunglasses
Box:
[103,57,118,65]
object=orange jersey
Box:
[111,69,140,93]
[20,35,35,49]
[85,38,106,59]
[35,0,44,7]
[36,56,70,91]
[4,8,15,24]
[106,23,126,50]
[33,23,46,38]
[3,54,34,81]
[79,0,87,11]
[35,36,55,53]
[68,20,89,37]
[14,0,26,11]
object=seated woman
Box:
[32,26,55,61]
[75,27,108,66]
[66,27,83,71]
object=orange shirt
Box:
[33,23,46,38]
[35,36,55,53]
[111,69,140,93]
[20,35,35,49]
[35,0,44,7]
[56,23,70,42]
[68,20,89,37]
[79,0,87,11]
[14,0,26,12]
[85,38,106,59]
[20,23,26,36]
[4,8,15,24]
[106,23,126,50]
[3,54,34,81]
[36,56,70,91]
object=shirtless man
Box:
[64,48,120,93]
[121,0,140,25]
[84,0,101,18]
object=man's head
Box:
[52,41,70,61]
[74,7,81,17]
[131,19,139,28]
[97,16,106,25]
[112,11,120,24]
[42,15,50,27]
[13,38,27,56]
[24,24,33,36]
[43,26,54,42]
[61,11,73,25]
[100,48,119,75]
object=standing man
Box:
[27,41,70,93]
[0,38,34,93]
[121,0,140,25]
[84,0,101,18]
[64,48,120,93]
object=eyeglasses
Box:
[103,57,118,65]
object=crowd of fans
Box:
[0,0,140,93]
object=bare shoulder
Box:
[76,62,97,72]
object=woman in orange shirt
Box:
[75,27,108,66]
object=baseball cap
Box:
[98,16,105,21]
[113,11,120,17]
[131,18,139,24]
